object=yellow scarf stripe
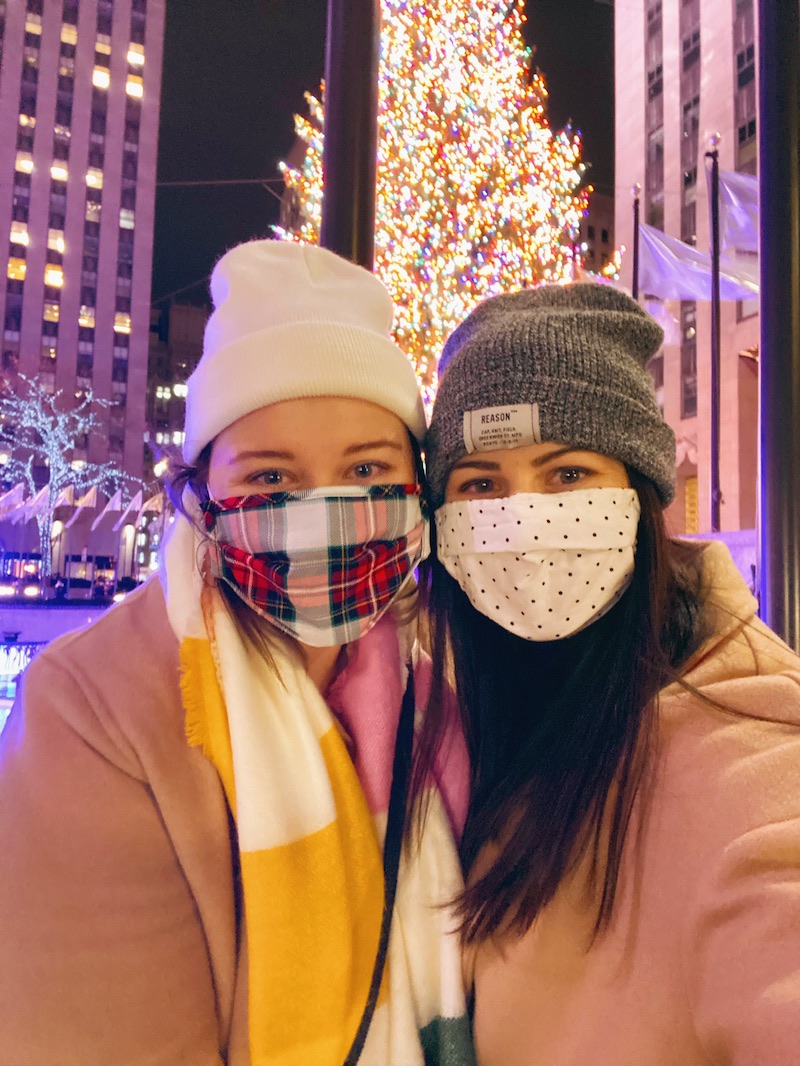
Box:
[181,633,385,1065]
[243,725,386,1065]
[180,636,237,817]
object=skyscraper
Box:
[615,0,759,535]
[0,0,165,480]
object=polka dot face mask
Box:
[435,487,641,641]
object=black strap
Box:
[343,666,416,1066]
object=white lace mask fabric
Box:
[435,487,641,641]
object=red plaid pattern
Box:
[203,485,428,646]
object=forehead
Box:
[212,396,410,456]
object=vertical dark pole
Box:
[320,0,381,270]
[706,143,722,533]
[631,184,641,300]
[757,0,800,650]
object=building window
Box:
[10,221,29,247]
[680,303,698,419]
[7,258,27,282]
[684,475,699,534]
[126,75,144,99]
[92,67,111,90]
[44,265,65,289]
[85,201,101,224]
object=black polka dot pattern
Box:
[435,488,640,641]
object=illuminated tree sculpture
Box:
[0,375,135,579]
[277,0,586,398]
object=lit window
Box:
[54,124,70,139]
[127,44,145,67]
[44,265,65,288]
[50,163,69,182]
[119,209,135,230]
[43,302,60,323]
[96,35,112,53]
[25,15,42,34]
[92,68,111,90]
[19,114,36,129]
[173,382,188,398]
[10,221,29,247]
[86,167,104,189]
[61,24,78,45]
[47,230,66,253]
[86,201,101,224]
[15,152,34,174]
[78,306,96,328]
[7,259,27,282]
[172,431,185,446]
[114,313,132,334]
[126,76,144,99]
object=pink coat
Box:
[471,542,800,1065]
[0,578,468,1065]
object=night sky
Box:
[152,0,614,304]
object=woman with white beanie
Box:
[0,241,473,1065]
[420,282,800,1064]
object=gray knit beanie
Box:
[426,282,675,506]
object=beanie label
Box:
[463,403,542,454]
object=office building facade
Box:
[0,0,165,481]
[616,0,759,534]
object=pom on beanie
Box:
[183,240,426,463]
[426,283,675,506]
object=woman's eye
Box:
[252,469,284,487]
[351,461,387,480]
[554,467,589,485]
[458,477,496,495]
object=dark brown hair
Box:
[412,469,711,943]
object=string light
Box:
[277,0,586,404]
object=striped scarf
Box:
[161,510,475,1066]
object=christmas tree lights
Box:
[278,0,587,400]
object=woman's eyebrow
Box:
[342,438,404,455]
[450,458,502,471]
[531,447,586,467]
[229,449,295,464]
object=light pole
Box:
[757,0,800,650]
[319,0,382,269]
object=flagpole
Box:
[705,136,722,533]
[757,0,800,650]
[631,184,641,300]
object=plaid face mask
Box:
[202,484,429,648]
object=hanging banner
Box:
[90,488,123,532]
[65,485,99,529]
[638,223,759,302]
[719,170,759,253]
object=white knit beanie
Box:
[183,240,426,463]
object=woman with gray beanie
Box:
[0,240,473,1065]
[416,282,800,1064]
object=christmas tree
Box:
[278,0,586,399]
